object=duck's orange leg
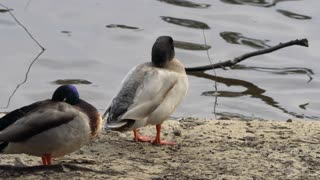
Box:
[152,124,176,145]
[41,153,52,165]
[41,156,47,165]
[133,129,154,142]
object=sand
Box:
[0,118,320,180]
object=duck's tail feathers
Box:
[102,106,110,120]
[0,142,8,153]
[104,121,127,130]
[104,119,135,132]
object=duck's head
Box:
[52,85,80,105]
[152,36,175,67]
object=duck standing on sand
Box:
[104,36,189,145]
[0,85,102,165]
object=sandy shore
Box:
[0,118,320,179]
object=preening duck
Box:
[104,36,189,145]
[0,85,102,165]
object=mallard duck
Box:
[104,36,188,145]
[0,85,102,165]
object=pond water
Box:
[0,0,319,120]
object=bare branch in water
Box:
[4,50,45,108]
[185,38,309,72]
[0,3,45,51]
[24,0,33,11]
[0,3,46,108]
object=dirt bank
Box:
[1,118,320,179]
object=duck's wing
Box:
[104,64,147,123]
[0,101,46,150]
[0,100,48,131]
[102,64,142,120]
[0,102,77,142]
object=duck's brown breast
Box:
[76,100,102,138]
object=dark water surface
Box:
[0,0,319,120]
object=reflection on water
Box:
[232,64,313,75]
[161,16,210,29]
[157,0,210,8]
[277,9,311,20]
[174,40,211,51]
[202,91,243,97]
[189,71,319,120]
[220,31,270,49]
[220,0,299,7]
[106,24,142,30]
[231,65,314,83]
[53,79,92,85]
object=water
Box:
[0,0,319,120]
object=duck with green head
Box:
[0,85,102,165]
[104,36,189,145]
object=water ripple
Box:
[220,31,270,49]
[52,79,92,85]
[161,16,210,29]
[220,0,300,8]
[0,8,12,13]
[106,24,142,30]
[277,9,311,20]
[174,40,211,51]
[157,0,210,8]
[231,65,314,75]
[61,30,72,36]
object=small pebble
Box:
[173,129,181,136]
[286,119,293,122]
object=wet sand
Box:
[1,118,320,179]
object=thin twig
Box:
[202,29,218,118]
[0,3,46,108]
[294,139,320,144]
[185,39,308,72]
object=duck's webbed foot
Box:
[152,124,176,145]
[133,129,154,142]
[41,153,52,165]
